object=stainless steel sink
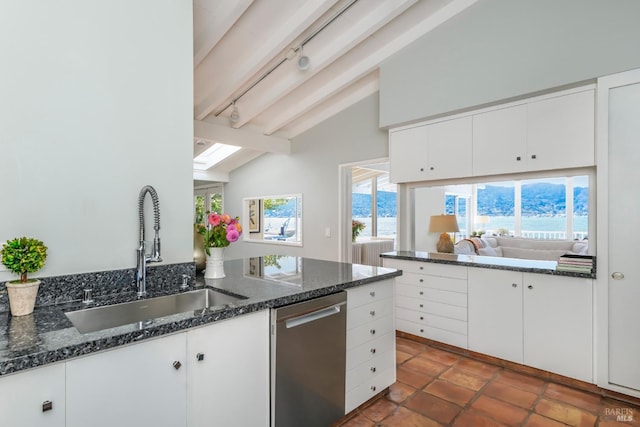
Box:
[65,288,246,334]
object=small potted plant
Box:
[352,220,365,242]
[1,237,48,316]
[197,213,242,279]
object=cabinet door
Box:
[523,274,592,382]
[473,105,527,176]
[66,333,187,427]
[0,363,65,427]
[389,125,428,183]
[607,80,640,391]
[526,89,595,171]
[426,116,472,180]
[468,269,523,363]
[187,311,269,427]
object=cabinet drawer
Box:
[347,314,394,349]
[347,280,394,309]
[345,367,395,414]
[396,318,467,349]
[396,307,467,335]
[347,297,393,330]
[384,259,467,279]
[396,296,467,321]
[346,350,395,392]
[396,272,467,293]
[396,283,467,307]
[347,332,395,370]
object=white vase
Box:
[205,247,225,279]
[5,279,40,316]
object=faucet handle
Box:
[180,274,190,290]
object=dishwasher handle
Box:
[285,303,345,329]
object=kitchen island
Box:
[0,256,401,427]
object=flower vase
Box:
[205,247,225,279]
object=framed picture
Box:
[248,199,261,233]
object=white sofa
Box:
[454,236,588,261]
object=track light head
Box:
[230,102,240,123]
[297,47,310,71]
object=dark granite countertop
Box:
[381,251,596,279]
[0,256,401,376]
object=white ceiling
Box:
[192,0,478,181]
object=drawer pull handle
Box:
[516,156,521,161]
[420,316,424,320]
[419,266,424,270]
[419,304,424,308]
[173,361,182,370]
[531,154,537,159]
[369,310,376,316]
[371,366,377,373]
[528,285,534,290]
[42,401,53,412]
[371,386,377,392]
[370,348,376,354]
[196,353,205,361]
[512,283,517,288]
[419,279,424,283]
[370,291,376,297]
[420,329,424,333]
[370,329,376,335]
[419,291,424,295]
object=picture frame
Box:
[248,199,261,233]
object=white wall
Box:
[380,0,640,127]
[0,1,194,280]
[223,94,387,261]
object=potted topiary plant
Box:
[1,237,48,316]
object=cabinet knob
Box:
[196,353,205,361]
[371,386,377,392]
[370,348,376,354]
[512,283,518,288]
[516,156,521,161]
[42,401,53,412]
[419,304,424,308]
[611,272,625,280]
[172,361,182,370]
[420,167,424,172]
[531,154,537,159]
[369,291,376,297]
[419,279,423,283]
[527,285,533,290]
[419,266,424,270]
[430,166,434,170]
[420,329,424,333]
[371,366,377,373]
[420,316,424,320]
[370,329,376,335]
[419,291,424,295]
[369,310,376,316]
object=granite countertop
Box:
[381,251,596,279]
[0,256,401,376]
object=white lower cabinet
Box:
[66,333,188,427]
[0,363,66,427]
[186,310,269,427]
[345,279,395,414]
[382,259,468,348]
[468,269,593,382]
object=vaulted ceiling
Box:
[192,0,477,181]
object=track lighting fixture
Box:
[229,101,240,123]
[297,46,310,71]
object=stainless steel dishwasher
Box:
[271,292,347,427]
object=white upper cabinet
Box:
[389,116,472,183]
[527,89,595,171]
[473,104,528,176]
[391,86,595,183]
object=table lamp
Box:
[429,215,460,253]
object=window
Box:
[445,193,470,237]
[243,194,303,246]
[351,165,397,241]
[194,184,223,223]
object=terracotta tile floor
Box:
[337,337,640,427]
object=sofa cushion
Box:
[494,236,575,251]
[501,246,568,261]
[481,236,498,248]
[478,246,503,257]
[571,242,589,254]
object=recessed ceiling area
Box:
[192,0,478,181]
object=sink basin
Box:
[65,288,246,334]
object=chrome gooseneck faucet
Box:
[135,185,162,297]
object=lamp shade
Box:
[429,215,460,233]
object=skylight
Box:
[193,143,241,170]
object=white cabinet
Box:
[383,259,468,348]
[0,363,65,427]
[345,279,395,413]
[473,104,527,176]
[468,268,593,382]
[523,273,593,383]
[66,333,188,427]
[468,268,523,363]
[389,116,472,183]
[187,310,269,427]
[527,89,595,171]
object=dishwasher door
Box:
[271,292,347,427]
